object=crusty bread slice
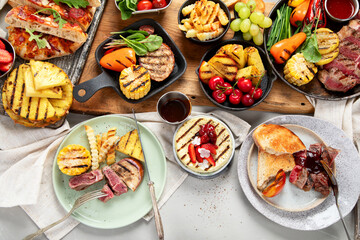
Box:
[257,150,295,191]
[88,0,101,7]
[253,124,306,155]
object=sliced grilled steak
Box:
[102,166,128,196]
[99,184,114,203]
[349,19,360,30]
[138,43,175,82]
[303,175,315,191]
[111,158,144,192]
[338,20,360,40]
[291,166,309,189]
[339,39,360,63]
[321,145,340,167]
[324,54,360,80]
[68,169,104,191]
[318,68,357,92]
[311,172,330,196]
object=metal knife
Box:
[132,109,164,240]
[356,199,360,240]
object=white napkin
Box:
[0,110,250,240]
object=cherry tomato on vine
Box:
[137,0,153,10]
[241,94,254,106]
[223,82,233,95]
[212,90,226,103]
[229,89,242,105]
[237,78,253,93]
[262,169,286,198]
[208,76,224,90]
[153,0,167,8]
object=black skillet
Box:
[73,19,187,103]
[263,0,360,100]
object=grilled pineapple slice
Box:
[116,129,144,162]
[236,66,261,86]
[316,47,339,66]
[284,53,318,86]
[119,65,150,100]
[48,78,73,119]
[218,44,247,69]
[208,54,238,81]
[316,28,339,55]
[198,61,226,84]
[23,64,63,99]
[29,60,69,90]
[245,47,265,76]
[57,144,92,176]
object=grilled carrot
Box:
[270,32,307,64]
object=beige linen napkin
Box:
[0,110,250,239]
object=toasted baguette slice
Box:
[253,124,306,155]
[257,150,295,191]
[5,5,87,43]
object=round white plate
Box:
[238,115,360,230]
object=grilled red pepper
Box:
[304,0,326,28]
[262,169,286,198]
[188,143,197,164]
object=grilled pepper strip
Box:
[304,0,326,28]
[290,0,310,27]
[270,32,307,64]
[262,169,286,198]
[288,0,306,7]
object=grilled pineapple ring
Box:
[57,144,92,176]
[316,28,339,55]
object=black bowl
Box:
[196,38,276,111]
[263,0,360,100]
[73,19,187,103]
[178,0,231,44]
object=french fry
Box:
[106,128,117,165]
[186,29,198,38]
[99,136,120,163]
[195,0,207,16]
[207,3,220,25]
[200,1,215,25]
[197,27,224,41]
[184,22,193,30]
[182,3,195,16]
[203,21,220,32]
[96,134,101,153]
[217,8,229,26]
[84,125,99,170]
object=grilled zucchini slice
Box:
[316,47,339,66]
[316,28,339,55]
[119,65,151,100]
[284,53,318,86]
[116,129,144,162]
[57,144,92,176]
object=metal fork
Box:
[24,189,107,240]
[321,160,352,240]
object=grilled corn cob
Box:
[119,65,150,100]
[284,53,318,86]
[57,144,91,176]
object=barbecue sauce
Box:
[327,0,355,19]
[294,150,323,174]
[159,98,190,123]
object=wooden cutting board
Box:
[70,0,314,115]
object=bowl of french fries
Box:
[178,0,230,43]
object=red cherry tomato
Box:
[152,0,167,8]
[229,89,242,105]
[208,76,224,90]
[137,0,153,10]
[237,78,253,93]
[241,94,254,106]
[262,169,286,198]
[223,82,233,95]
[212,89,226,103]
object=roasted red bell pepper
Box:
[262,169,286,198]
[304,0,326,28]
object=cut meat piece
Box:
[138,43,175,82]
[302,175,314,192]
[290,166,309,189]
[324,54,360,80]
[339,39,360,63]
[321,145,340,167]
[309,143,322,155]
[311,172,331,196]
[99,184,114,203]
[102,166,128,196]
[111,158,144,192]
[349,19,360,31]
[68,169,104,191]
[318,68,357,92]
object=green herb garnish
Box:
[53,0,89,8]
[25,28,50,49]
[35,8,67,29]
[116,0,137,20]
[299,12,322,63]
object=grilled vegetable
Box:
[316,28,339,55]
[316,47,339,66]
[116,129,144,162]
[208,54,238,81]
[100,48,136,72]
[288,0,306,7]
[262,169,286,198]
[284,53,318,86]
[119,65,150,100]
[236,66,261,86]
[290,0,310,27]
[270,32,307,64]
[245,47,265,76]
[57,144,92,176]
[304,0,326,28]
[198,61,225,84]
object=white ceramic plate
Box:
[247,124,329,212]
[238,115,360,230]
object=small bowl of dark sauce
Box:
[325,0,359,22]
[157,91,192,124]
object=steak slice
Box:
[303,175,314,192]
[111,158,144,192]
[339,39,360,63]
[138,43,175,82]
[99,184,114,203]
[318,68,357,92]
[324,54,360,80]
[321,145,340,167]
[68,169,104,191]
[102,166,128,196]
[290,166,309,189]
[311,172,331,196]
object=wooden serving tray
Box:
[71,0,314,115]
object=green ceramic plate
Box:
[52,115,167,229]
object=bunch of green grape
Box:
[230,0,272,46]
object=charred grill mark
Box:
[176,118,203,143]
[10,68,20,109]
[63,165,89,169]
[218,135,230,147]
[181,154,187,160]
[217,128,225,138]
[26,97,31,118]
[130,137,138,156]
[280,56,286,62]
[307,66,316,75]
[115,59,127,68]
[131,79,150,92]
[126,56,136,64]
[177,139,192,152]
[124,130,133,150]
[215,145,230,161]
[107,63,112,67]
[35,98,40,120]
[284,49,291,54]
[17,82,25,114]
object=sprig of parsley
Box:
[25,28,50,49]
[53,0,89,8]
[35,8,67,29]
